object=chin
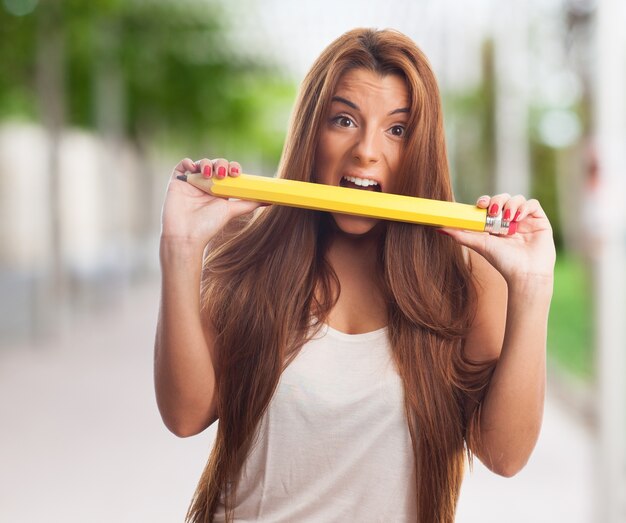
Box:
[332,213,381,236]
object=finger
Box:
[172,157,196,180]
[213,158,229,179]
[226,199,266,219]
[501,194,526,224]
[476,195,490,209]
[437,227,490,254]
[514,198,545,222]
[195,158,213,179]
[486,193,511,217]
[189,159,202,173]
[229,161,242,177]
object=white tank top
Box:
[213,323,417,522]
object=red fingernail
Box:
[513,210,521,222]
[436,229,451,236]
[503,209,511,221]
[231,167,239,174]
[489,204,499,216]
[508,221,518,235]
[202,165,211,177]
[218,166,226,178]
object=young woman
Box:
[155,28,555,523]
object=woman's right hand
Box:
[160,157,264,248]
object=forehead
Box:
[332,68,409,110]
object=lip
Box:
[341,172,383,192]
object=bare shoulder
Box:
[463,246,508,362]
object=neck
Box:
[319,222,388,334]
[326,222,385,275]
[326,222,385,288]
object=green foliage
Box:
[198,74,296,166]
[530,139,563,249]
[547,253,593,379]
[0,4,38,119]
[444,38,496,204]
[0,0,295,165]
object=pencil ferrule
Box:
[484,214,510,235]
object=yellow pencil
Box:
[178,173,510,235]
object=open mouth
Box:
[340,175,382,192]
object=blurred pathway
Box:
[457,384,594,522]
[0,281,593,522]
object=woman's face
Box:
[314,68,410,236]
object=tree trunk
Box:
[35,0,66,335]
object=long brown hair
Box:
[186,28,495,523]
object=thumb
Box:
[438,227,490,256]
[226,199,267,220]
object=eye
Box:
[389,125,406,138]
[332,115,355,128]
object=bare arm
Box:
[463,250,552,476]
[442,195,556,476]
[154,157,262,437]
[478,274,552,476]
[155,239,218,437]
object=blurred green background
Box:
[0,0,593,378]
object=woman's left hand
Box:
[439,194,556,286]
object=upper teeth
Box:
[343,176,379,187]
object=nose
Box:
[352,125,381,164]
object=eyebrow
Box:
[331,96,410,116]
